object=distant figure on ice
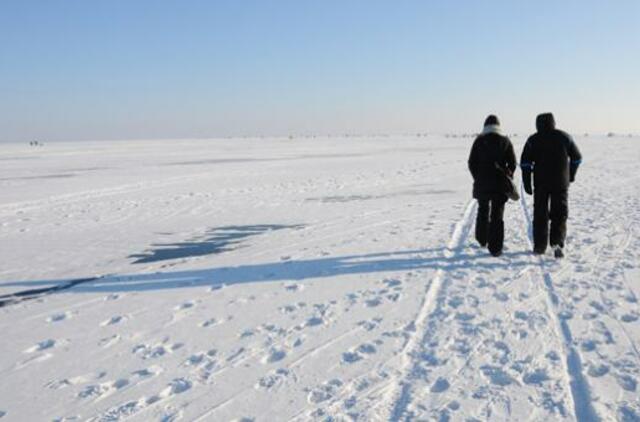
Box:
[468,115,517,257]
[520,113,582,258]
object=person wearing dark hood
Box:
[468,115,517,256]
[520,113,582,258]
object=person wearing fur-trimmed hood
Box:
[468,115,517,256]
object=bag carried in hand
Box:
[495,162,520,201]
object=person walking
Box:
[468,115,517,256]
[520,113,582,258]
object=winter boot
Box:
[552,245,564,259]
[533,247,546,255]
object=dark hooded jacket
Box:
[468,128,517,200]
[521,113,582,191]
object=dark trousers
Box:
[533,189,568,252]
[475,197,506,254]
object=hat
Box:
[484,115,500,127]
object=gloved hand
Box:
[522,169,533,195]
[570,162,579,183]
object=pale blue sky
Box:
[1,1,638,141]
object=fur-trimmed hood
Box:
[481,124,502,135]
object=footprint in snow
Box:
[431,377,450,393]
[47,312,73,323]
[345,293,359,305]
[46,378,75,390]
[382,278,402,287]
[386,292,401,302]
[132,366,162,378]
[174,301,196,311]
[305,316,324,327]
[99,334,121,348]
[95,398,147,420]
[617,374,637,392]
[448,296,464,308]
[523,369,550,385]
[256,368,291,390]
[357,318,382,331]
[617,405,639,421]
[480,365,516,386]
[226,347,246,363]
[184,353,206,366]
[200,317,223,328]
[466,294,480,307]
[132,342,182,359]
[101,315,126,326]
[289,336,304,348]
[261,323,287,336]
[159,378,192,397]
[239,329,256,338]
[357,343,377,355]
[343,395,357,409]
[279,304,299,314]
[455,312,475,321]
[448,401,461,411]
[514,311,528,320]
[364,297,383,307]
[77,378,130,399]
[25,339,56,353]
[580,339,598,352]
[587,363,609,377]
[262,348,287,364]
[545,351,561,362]
[493,292,509,302]
[306,379,343,404]
[342,343,377,364]
[342,352,362,364]
[583,312,598,320]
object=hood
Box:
[481,124,502,135]
[536,113,556,132]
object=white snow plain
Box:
[0,134,638,421]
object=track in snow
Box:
[518,185,599,422]
[384,199,476,420]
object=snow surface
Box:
[1,135,639,421]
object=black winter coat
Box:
[520,114,582,192]
[468,131,517,200]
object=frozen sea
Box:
[1,134,639,421]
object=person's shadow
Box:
[1,247,532,305]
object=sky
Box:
[0,0,639,142]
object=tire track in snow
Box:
[382,199,476,421]
[518,185,599,422]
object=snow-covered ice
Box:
[1,134,639,421]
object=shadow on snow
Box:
[128,224,304,264]
[1,247,532,305]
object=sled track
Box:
[383,199,476,421]
[518,185,598,422]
